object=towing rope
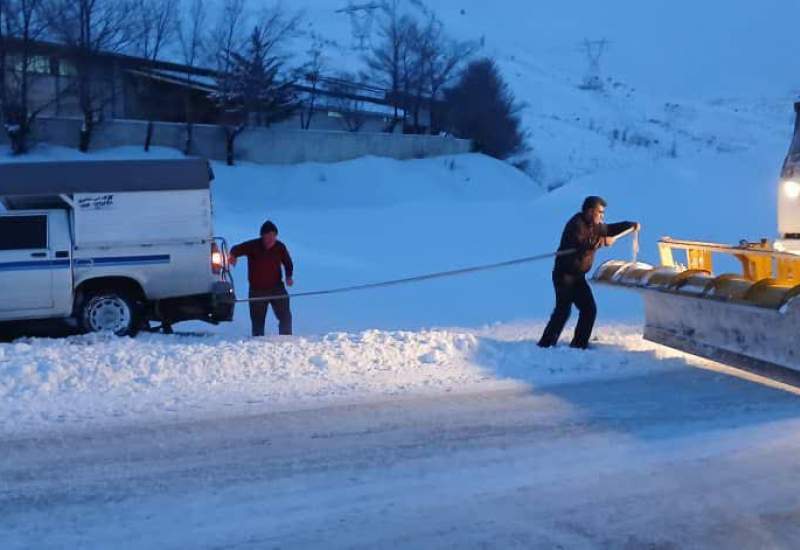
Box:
[233,228,641,305]
[235,248,578,304]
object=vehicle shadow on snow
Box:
[0,322,196,342]
[471,337,800,441]
[0,320,81,342]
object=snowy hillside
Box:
[294,0,800,99]
[282,0,800,188]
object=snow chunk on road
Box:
[0,325,699,436]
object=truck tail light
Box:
[211,242,224,274]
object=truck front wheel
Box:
[79,291,141,337]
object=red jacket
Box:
[230,239,294,290]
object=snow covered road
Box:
[3,360,800,549]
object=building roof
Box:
[4,37,431,109]
[0,159,214,198]
[126,68,218,94]
[3,36,219,79]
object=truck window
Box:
[0,215,47,250]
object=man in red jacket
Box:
[229,221,294,336]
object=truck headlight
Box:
[784,180,800,199]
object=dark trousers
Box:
[538,271,597,349]
[249,284,292,336]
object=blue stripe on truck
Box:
[74,255,171,268]
[0,254,171,272]
[0,259,71,271]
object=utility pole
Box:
[335,1,381,51]
[579,38,609,91]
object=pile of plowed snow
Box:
[0,325,705,436]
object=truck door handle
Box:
[30,252,47,258]
[55,251,69,258]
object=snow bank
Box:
[0,324,702,436]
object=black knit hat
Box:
[260,220,278,235]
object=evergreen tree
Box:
[212,24,298,165]
[228,26,297,127]
[444,58,527,160]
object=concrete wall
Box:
[270,111,393,134]
[9,117,471,164]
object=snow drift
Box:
[0,324,703,436]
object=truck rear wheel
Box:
[79,290,141,337]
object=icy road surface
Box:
[3,352,800,548]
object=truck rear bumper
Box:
[154,282,236,325]
[208,281,236,323]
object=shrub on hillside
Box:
[443,58,528,160]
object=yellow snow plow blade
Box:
[594,238,800,380]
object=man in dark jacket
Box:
[229,221,294,336]
[538,196,639,349]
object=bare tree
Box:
[421,16,479,133]
[0,0,9,125]
[397,16,421,131]
[363,0,414,129]
[2,0,55,154]
[364,2,477,135]
[0,0,12,129]
[210,1,301,165]
[176,0,206,155]
[298,33,325,130]
[133,0,178,61]
[209,0,246,100]
[376,10,478,135]
[405,16,430,132]
[44,0,136,152]
[209,0,248,165]
[133,0,178,151]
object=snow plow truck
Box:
[593,103,800,380]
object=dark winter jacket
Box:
[554,213,634,275]
[230,239,294,290]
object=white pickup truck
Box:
[0,158,235,336]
